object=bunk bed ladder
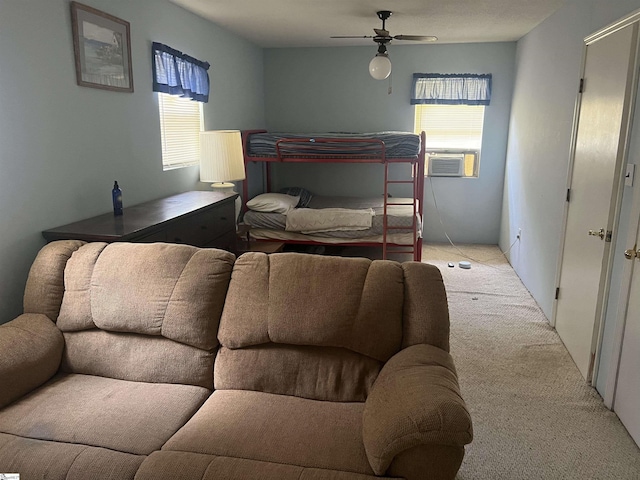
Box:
[383,160,420,261]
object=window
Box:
[151,42,210,170]
[414,104,485,177]
[158,93,203,170]
[411,73,491,178]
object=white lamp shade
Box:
[369,54,392,80]
[200,130,246,184]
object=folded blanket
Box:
[285,208,374,234]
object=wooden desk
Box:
[42,191,238,250]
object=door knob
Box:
[588,228,605,239]
[624,245,638,260]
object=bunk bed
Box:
[240,130,426,261]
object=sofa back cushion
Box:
[216,252,406,401]
[24,240,86,322]
[55,242,235,389]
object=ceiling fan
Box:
[331,10,437,80]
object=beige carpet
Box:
[419,243,640,479]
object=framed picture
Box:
[70,2,133,92]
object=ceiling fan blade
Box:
[393,35,438,41]
[374,28,389,37]
[331,35,375,39]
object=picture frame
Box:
[70,1,133,92]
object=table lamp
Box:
[199,130,245,223]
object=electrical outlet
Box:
[517,228,522,240]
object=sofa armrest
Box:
[0,313,64,409]
[362,344,473,475]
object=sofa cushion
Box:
[214,344,382,402]
[52,242,234,388]
[163,389,374,475]
[216,253,403,401]
[0,433,144,480]
[137,451,396,480]
[0,373,209,455]
[23,240,85,322]
[61,330,215,388]
[219,253,404,361]
[58,242,234,350]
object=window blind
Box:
[415,104,485,150]
[158,93,203,169]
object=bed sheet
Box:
[247,229,419,245]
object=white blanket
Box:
[285,208,374,234]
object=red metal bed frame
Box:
[240,130,426,261]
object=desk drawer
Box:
[199,201,235,241]
[206,229,237,251]
[166,201,234,247]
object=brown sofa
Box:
[0,241,472,479]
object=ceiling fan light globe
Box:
[369,54,391,80]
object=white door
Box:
[555,23,639,381]
[614,226,640,445]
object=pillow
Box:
[279,187,313,208]
[246,193,300,214]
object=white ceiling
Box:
[170,0,566,48]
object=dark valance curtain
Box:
[411,73,492,106]
[152,42,210,102]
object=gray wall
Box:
[501,0,640,395]
[0,0,265,325]
[263,43,516,244]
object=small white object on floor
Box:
[459,261,472,269]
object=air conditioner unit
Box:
[428,154,465,177]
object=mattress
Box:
[246,132,421,159]
[242,195,421,240]
[248,229,418,245]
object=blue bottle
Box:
[112,181,123,215]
